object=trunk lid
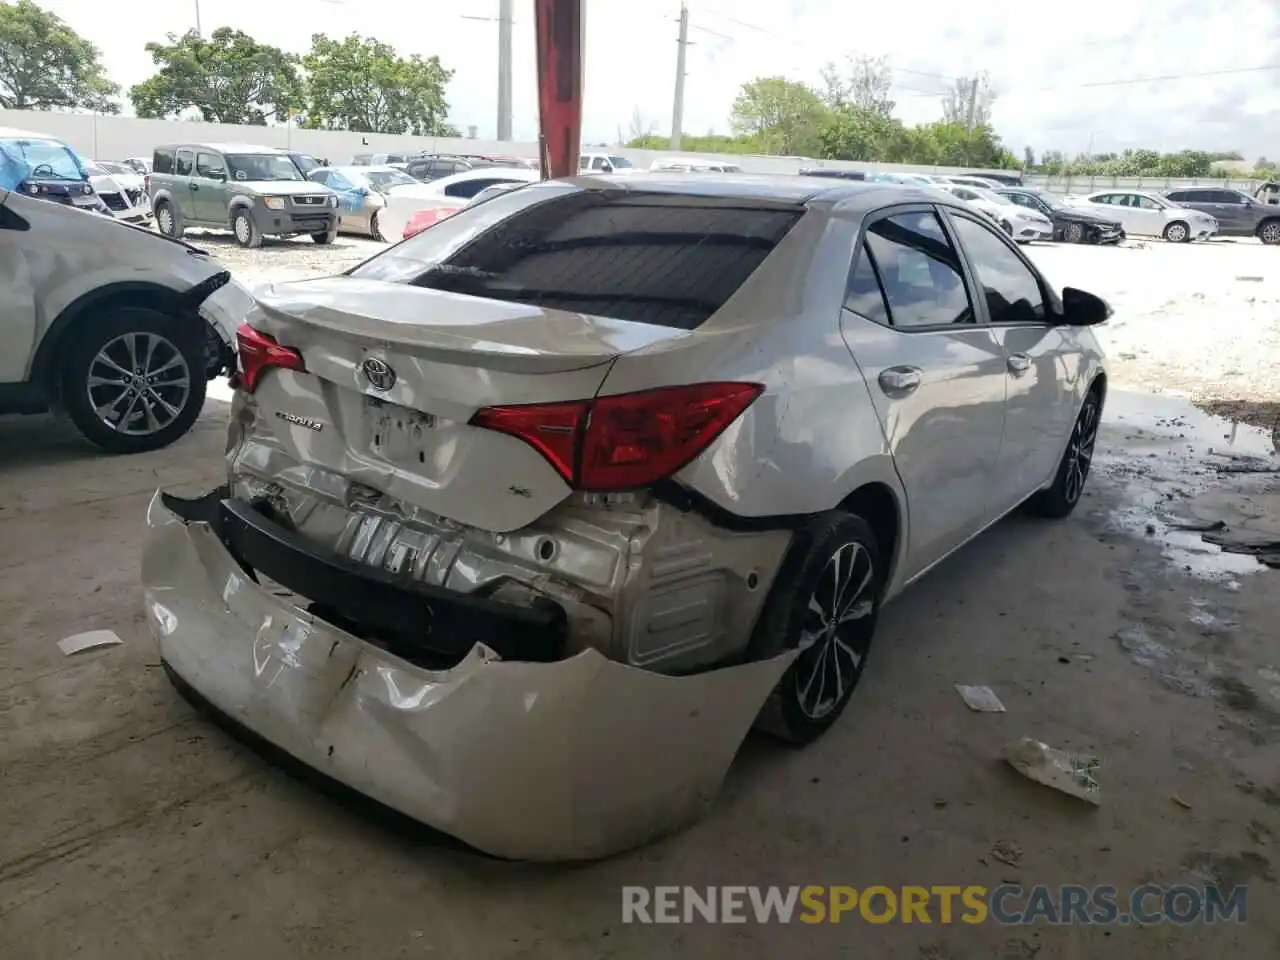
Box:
[240,276,693,532]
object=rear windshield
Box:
[350,186,803,330]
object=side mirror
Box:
[601,162,614,173]
[1059,286,1111,326]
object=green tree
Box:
[905,121,1015,168]
[817,106,910,162]
[301,33,455,136]
[729,77,829,155]
[130,28,301,124]
[0,0,119,112]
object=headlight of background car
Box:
[263,197,286,211]
[328,195,338,208]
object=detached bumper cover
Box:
[142,492,796,861]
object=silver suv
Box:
[148,143,339,248]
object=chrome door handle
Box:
[1007,353,1031,375]
[878,366,922,397]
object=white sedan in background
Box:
[308,164,445,240]
[84,159,151,225]
[397,167,542,239]
[1062,190,1217,242]
[939,184,1053,242]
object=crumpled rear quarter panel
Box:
[142,494,796,861]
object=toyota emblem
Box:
[362,357,396,391]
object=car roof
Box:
[428,167,542,189]
[567,171,962,213]
[157,143,288,154]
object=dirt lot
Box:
[1,235,1278,958]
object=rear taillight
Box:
[469,382,763,491]
[231,323,306,393]
[143,174,150,192]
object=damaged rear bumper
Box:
[142,491,796,861]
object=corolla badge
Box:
[362,356,397,391]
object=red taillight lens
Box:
[232,323,306,393]
[469,382,763,491]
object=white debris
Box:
[1003,736,1101,805]
[955,685,1006,712]
[57,629,124,656]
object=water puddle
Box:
[1097,390,1278,582]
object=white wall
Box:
[0,109,1262,194]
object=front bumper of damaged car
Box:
[142,491,797,861]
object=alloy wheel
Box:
[1261,222,1280,245]
[157,206,173,235]
[1166,223,1188,242]
[1066,222,1083,243]
[234,215,251,244]
[794,541,877,720]
[87,332,192,437]
[1063,396,1100,505]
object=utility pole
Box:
[670,2,689,150]
[497,0,514,140]
[193,0,202,36]
[963,76,979,134]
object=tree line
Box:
[0,0,456,136]
[2,0,1272,179]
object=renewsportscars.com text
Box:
[621,884,1247,925]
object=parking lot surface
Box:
[1,235,1277,958]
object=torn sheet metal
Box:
[140,491,796,861]
[58,629,124,656]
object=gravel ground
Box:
[1,231,1277,958]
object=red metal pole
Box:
[533,0,583,180]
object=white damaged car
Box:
[0,185,249,452]
[145,174,1110,859]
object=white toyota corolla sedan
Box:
[145,174,1110,858]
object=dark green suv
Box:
[149,142,339,248]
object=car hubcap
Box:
[795,542,876,720]
[159,208,172,233]
[88,332,191,436]
[1068,224,1082,242]
[1264,224,1280,243]
[1063,398,1100,504]
[1169,225,1186,242]
[236,217,250,242]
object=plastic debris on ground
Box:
[955,685,1006,712]
[57,629,124,656]
[1003,736,1101,806]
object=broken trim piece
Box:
[161,488,568,665]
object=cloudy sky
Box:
[35,0,1280,159]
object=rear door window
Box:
[861,210,973,328]
[360,189,804,330]
[152,149,174,174]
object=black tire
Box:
[232,210,262,248]
[59,307,207,454]
[155,200,183,239]
[748,512,884,746]
[1064,222,1084,243]
[311,228,337,245]
[1257,219,1280,245]
[369,211,385,242]
[1163,220,1190,243]
[1030,387,1102,519]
